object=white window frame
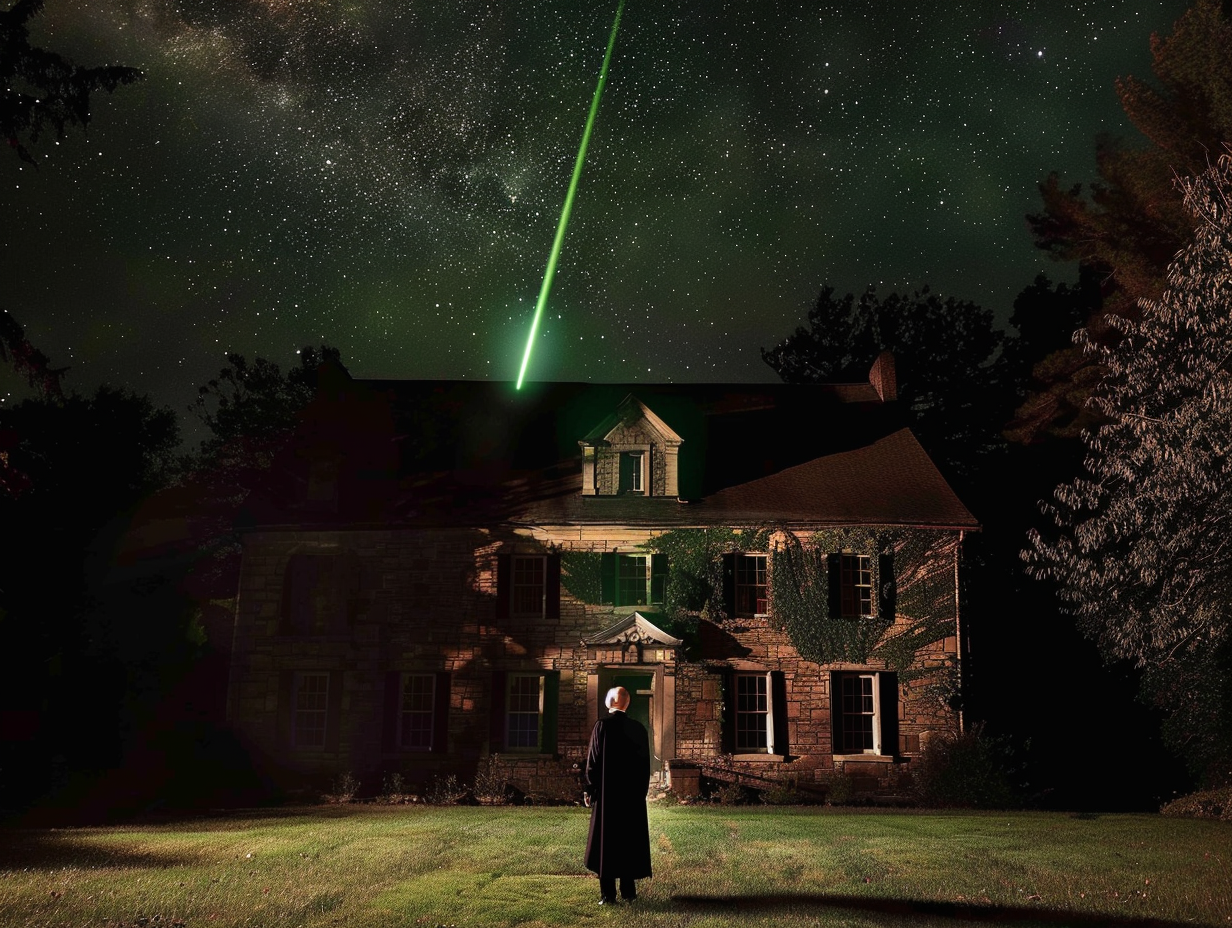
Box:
[837,672,882,755]
[617,553,651,607]
[840,553,874,618]
[505,672,544,752]
[399,672,436,751]
[293,672,329,749]
[511,554,546,618]
[734,672,777,753]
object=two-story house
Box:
[226,355,978,801]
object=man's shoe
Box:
[598,897,617,906]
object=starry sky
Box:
[1,0,1191,442]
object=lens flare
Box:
[515,0,626,390]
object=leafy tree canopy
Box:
[1025,152,1232,784]
[761,284,1013,490]
[1018,0,1232,441]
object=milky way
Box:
[0,0,1190,436]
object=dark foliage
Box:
[1,0,143,167]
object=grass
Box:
[1,804,1230,927]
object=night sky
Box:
[1,0,1190,443]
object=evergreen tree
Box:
[1025,152,1232,786]
[1016,0,1232,442]
[1,0,142,167]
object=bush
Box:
[377,772,416,805]
[323,771,359,804]
[471,757,509,805]
[1160,786,1232,821]
[424,773,468,805]
[910,724,1025,809]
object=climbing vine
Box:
[558,525,957,674]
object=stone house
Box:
[227,355,978,801]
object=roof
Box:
[240,364,978,533]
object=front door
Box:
[608,671,657,773]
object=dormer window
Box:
[579,395,682,498]
[621,452,645,494]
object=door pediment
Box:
[582,611,683,648]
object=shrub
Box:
[377,772,416,805]
[760,772,804,805]
[819,770,855,805]
[471,757,509,805]
[1160,786,1232,821]
[910,724,1025,809]
[323,771,359,804]
[424,773,468,805]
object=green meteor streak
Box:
[516,0,626,390]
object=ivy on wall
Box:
[557,525,956,674]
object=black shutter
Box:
[720,670,736,754]
[878,672,899,758]
[495,554,511,620]
[278,671,295,747]
[829,671,843,754]
[382,671,401,753]
[651,553,668,605]
[541,672,560,755]
[489,671,507,751]
[826,553,842,619]
[432,672,451,754]
[722,553,736,618]
[325,670,344,753]
[545,554,561,620]
[600,552,616,605]
[877,552,896,619]
[769,670,789,756]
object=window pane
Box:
[618,555,649,606]
[840,554,873,617]
[507,674,542,749]
[736,554,768,615]
[294,673,329,748]
[401,673,435,750]
[839,674,876,752]
[512,556,545,616]
[735,674,768,752]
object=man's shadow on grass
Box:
[672,893,1193,927]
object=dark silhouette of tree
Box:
[1,0,142,167]
[1014,0,1232,443]
[1025,152,1232,787]
[761,284,1012,490]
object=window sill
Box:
[732,753,785,763]
[832,753,894,763]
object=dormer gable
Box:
[578,394,683,498]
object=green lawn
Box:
[1,804,1229,927]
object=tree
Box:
[1024,152,1232,786]
[1,0,142,167]
[1016,0,1232,442]
[761,284,1013,491]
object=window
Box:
[620,452,645,494]
[735,673,769,752]
[506,673,544,750]
[383,671,450,754]
[496,553,560,621]
[831,671,898,756]
[601,552,667,607]
[840,553,873,618]
[723,670,787,756]
[400,673,435,750]
[512,555,545,617]
[735,554,768,616]
[293,672,329,749]
[618,554,650,606]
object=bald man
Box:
[583,685,653,904]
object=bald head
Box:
[605,686,631,713]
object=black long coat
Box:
[583,710,652,880]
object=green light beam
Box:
[516,0,626,390]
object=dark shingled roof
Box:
[241,365,977,532]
